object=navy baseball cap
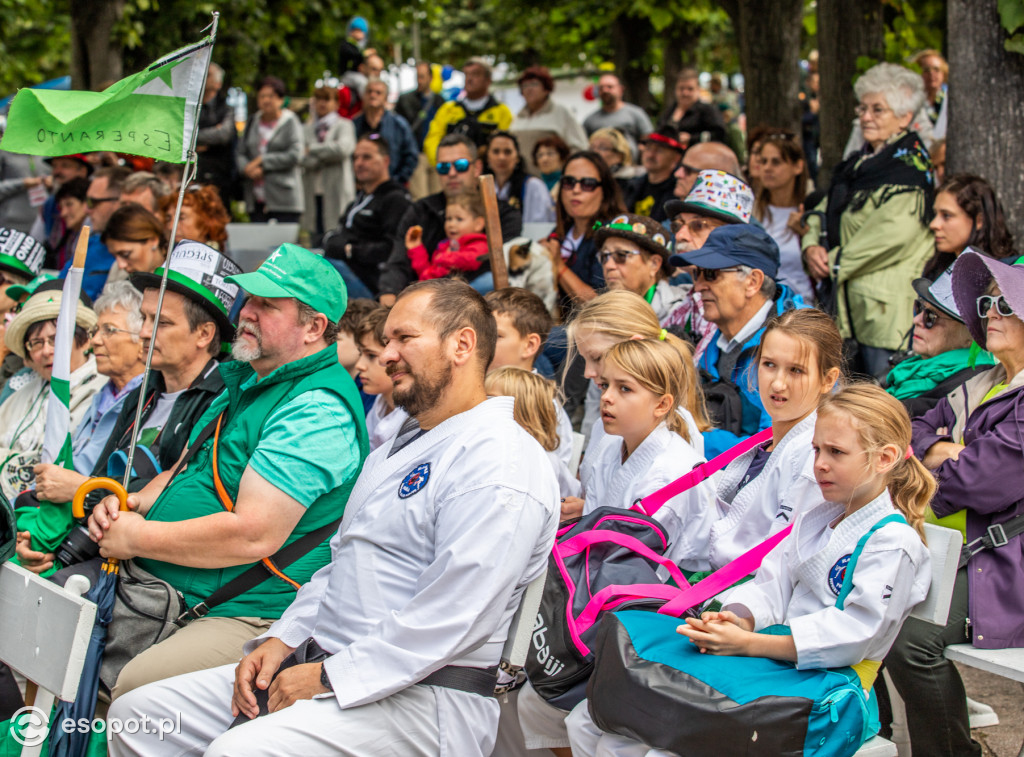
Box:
[669,224,780,280]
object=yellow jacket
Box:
[423,97,513,163]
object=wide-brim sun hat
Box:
[5,288,97,359]
[951,248,1024,349]
[130,240,243,337]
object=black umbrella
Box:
[47,478,127,757]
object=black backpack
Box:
[445,96,501,148]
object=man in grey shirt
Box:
[582,73,654,161]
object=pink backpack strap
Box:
[557,529,691,589]
[657,523,793,617]
[634,427,773,517]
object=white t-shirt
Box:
[762,204,814,301]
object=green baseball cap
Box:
[6,272,57,303]
[226,244,347,322]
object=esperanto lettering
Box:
[35,128,173,153]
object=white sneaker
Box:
[967,696,1000,729]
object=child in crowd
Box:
[485,366,579,498]
[583,338,716,573]
[708,308,843,570]
[566,384,934,756]
[565,291,710,521]
[354,305,408,452]
[337,298,378,378]
[405,189,489,281]
[485,287,575,474]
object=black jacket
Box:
[624,173,678,223]
[395,90,445,149]
[658,101,726,144]
[323,179,412,295]
[377,191,522,296]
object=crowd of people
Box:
[0,23,1019,757]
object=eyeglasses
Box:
[25,335,56,352]
[598,249,643,266]
[977,294,1015,319]
[678,163,700,176]
[854,104,893,119]
[436,159,471,175]
[91,323,139,340]
[85,196,119,209]
[695,266,744,282]
[671,217,720,236]
[913,299,943,330]
[560,176,601,192]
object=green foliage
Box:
[0,0,70,94]
[998,0,1024,54]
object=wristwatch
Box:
[320,662,333,692]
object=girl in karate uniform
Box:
[566,384,934,757]
[708,308,843,570]
[564,290,710,522]
[485,366,580,499]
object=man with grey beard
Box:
[87,243,368,700]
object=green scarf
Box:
[886,348,996,400]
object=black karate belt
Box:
[958,515,1024,569]
[418,665,499,697]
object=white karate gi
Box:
[109,397,560,757]
[566,490,931,756]
[581,422,715,572]
[364,393,409,452]
[707,412,821,570]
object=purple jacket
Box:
[912,365,1024,649]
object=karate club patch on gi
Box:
[399,463,431,498]
[827,554,852,596]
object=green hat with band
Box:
[226,243,346,323]
[0,227,46,281]
[130,241,243,337]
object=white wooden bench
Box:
[0,562,96,757]
[852,523,964,757]
[944,644,1024,757]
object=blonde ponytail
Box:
[818,383,934,541]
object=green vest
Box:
[137,345,368,618]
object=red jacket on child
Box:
[408,232,490,281]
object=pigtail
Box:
[887,454,935,542]
[664,333,712,433]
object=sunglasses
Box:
[913,299,942,330]
[671,217,720,236]
[598,249,643,266]
[560,176,601,192]
[86,196,119,209]
[977,294,1014,318]
[436,159,471,175]
[695,266,744,282]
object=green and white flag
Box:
[40,258,84,471]
[0,37,213,163]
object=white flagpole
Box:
[120,12,220,488]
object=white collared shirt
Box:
[716,299,774,355]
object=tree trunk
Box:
[611,14,656,115]
[721,0,803,135]
[947,0,1024,242]
[70,0,125,91]
[817,0,885,186]
[661,22,701,100]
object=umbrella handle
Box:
[71,477,129,519]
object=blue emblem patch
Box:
[399,463,431,498]
[828,554,852,596]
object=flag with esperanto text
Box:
[0,36,212,163]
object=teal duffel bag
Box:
[585,514,906,757]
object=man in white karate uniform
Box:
[109,278,560,756]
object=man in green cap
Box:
[87,243,368,700]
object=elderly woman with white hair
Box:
[802,62,935,377]
[30,281,146,505]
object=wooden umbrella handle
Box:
[71,477,128,519]
[478,174,509,290]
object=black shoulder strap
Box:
[177,515,342,624]
[959,515,1024,568]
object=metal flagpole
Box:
[120,12,220,489]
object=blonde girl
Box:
[485,366,580,498]
[565,291,710,517]
[709,307,843,569]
